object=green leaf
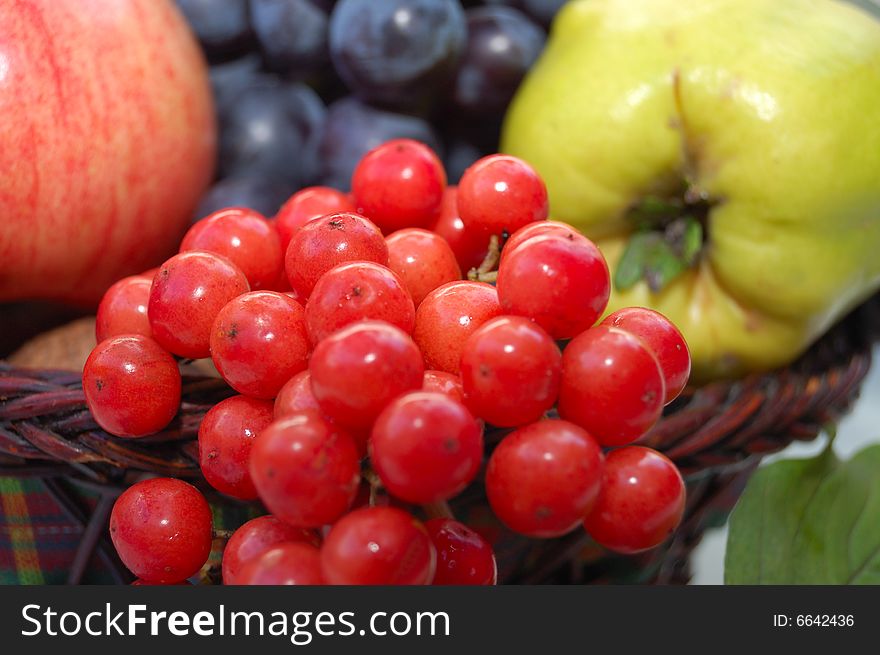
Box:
[641,237,686,293]
[614,216,704,294]
[614,231,656,291]
[614,231,688,294]
[667,216,703,266]
[725,444,880,584]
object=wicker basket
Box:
[2,295,877,584]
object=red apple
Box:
[0,0,216,304]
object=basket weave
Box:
[1,295,877,584]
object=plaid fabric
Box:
[0,476,259,585]
[0,477,96,584]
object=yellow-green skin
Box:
[501,0,880,380]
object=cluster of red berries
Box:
[86,138,690,585]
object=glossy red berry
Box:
[274,370,321,419]
[210,291,310,399]
[181,207,283,290]
[222,515,321,585]
[352,139,446,233]
[457,154,548,238]
[422,370,464,403]
[83,335,181,438]
[426,518,496,585]
[305,261,415,345]
[109,477,212,584]
[583,446,686,554]
[321,507,436,585]
[386,228,461,306]
[250,411,361,529]
[500,220,584,264]
[237,543,324,585]
[370,391,483,504]
[459,315,561,427]
[485,419,604,538]
[198,395,274,500]
[148,251,250,359]
[413,281,502,374]
[275,186,358,252]
[309,321,424,431]
[558,326,666,446]
[284,212,388,299]
[95,275,153,342]
[497,234,610,340]
[601,307,691,404]
[431,186,488,273]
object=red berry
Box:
[309,320,424,431]
[181,207,283,290]
[601,307,691,404]
[198,395,274,500]
[457,154,548,238]
[413,281,501,374]
[321,507,436,585]
[109,478,212,584]
[500,220,584,264]
[431,186,488,273]
[222,515,320,585]
[237,543,324,585]
[583,446,686,554]
[459,315,561,427]
[148,251,250,359]
[275,186,357,252]
[83,335,181,438]
[95,275,153,342]
[425,518,496,586]
[210,291,310,399]
[497,234,610,340]
[352,139,446,233]
[386,228,461,306]
[485,419,604,538]
[422,370,464,403]
[274,370,321,419]
[370,392,483,504]
[250,410,361,529]
[305,261,415,345]
[284,212,388,299]
[273,371,374,455]
[558,326,665,446]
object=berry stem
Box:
[364,468,384,507]
[422,500,455,520]
[467,235,501,283]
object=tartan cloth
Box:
[0,477,103,585]
[0,476,258,585]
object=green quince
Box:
[501,0,880,380]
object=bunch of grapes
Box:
[175,0,556,218]
[86,140,689,585]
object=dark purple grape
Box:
[250,0,331,76]
[520,0,568,27]
[318,97,441,190]
[195,177,294,220]
[484,0,568,28]
[451,6,545,116]
[175,0,253,58]
[219,81,326,188]
[329,0,466,108]
[209,55,264,120]
[443,139,484,185]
